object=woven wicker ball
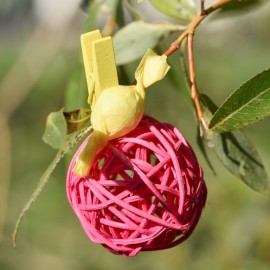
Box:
[66,115,207,256]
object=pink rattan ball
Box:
[66,115,207,256]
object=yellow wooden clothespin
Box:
[80,30,118,107]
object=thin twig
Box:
[187,34,208,131]
[201,0,206,15]
[187,34,201,120]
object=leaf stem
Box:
[12,126,92,247]
[187,33,207,130]
[187,34,200,118]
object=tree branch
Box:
[164,0,234,57]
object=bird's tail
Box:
[72,130,108,177]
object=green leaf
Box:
[211,0,262,19]
[220,0,262,13]
[42,107,91,149]
[63,108,91,134]
[201,94,270,195]
[12,127,92,247]
[149,0,196,22]
[64,65,88,111]
[42,110,67,149]
[209,68,270,133]
[113,21,183,65]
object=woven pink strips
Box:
[66,115,207,256]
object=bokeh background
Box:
[1,0,270,269]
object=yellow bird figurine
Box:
[73,30,170,177]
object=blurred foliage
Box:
[1,0,270,270]
[113,21,183,65]
[149,0,196,21]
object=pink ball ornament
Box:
[66,115,207,256]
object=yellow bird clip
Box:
[73,30,170,176]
